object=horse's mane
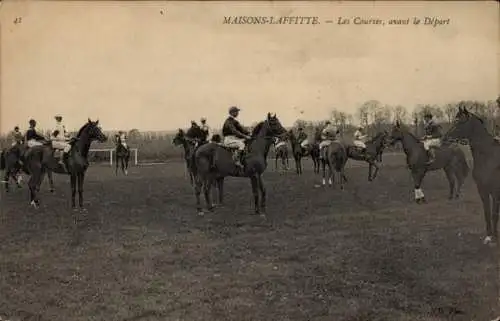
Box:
[77,122,91,137]
[251,121,265,137]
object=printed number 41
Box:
[14,17,22,24]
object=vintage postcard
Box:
[0,1,499,321]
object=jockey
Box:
[222,106,251,167]
[297,127,309,149]
[200,117,211,142]
[186,120,203,146]
[50,115,72,158]
[116,131,128,149]
[422,112,442,164]
[319,121,338,152]
[9,126,24,146]
[353,126,368,151]
[25,119,47,148]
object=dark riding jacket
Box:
[186,125,204,141]
[222,116,249,139]
[424,120,442,139]
[25,128,45,141]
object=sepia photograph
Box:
[0,1,499,320]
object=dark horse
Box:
[389,120,469,204]
[346,131,389,181]
[444,105,500,245]
[319,140,348,189]
[288,130,320,175]
[115,136,130,176]
[274,139,289,171]
[16,119,107,209]
[192,113,287,215]
[172,128,204,185]
[1,144,56,193]
[0,147,24,190]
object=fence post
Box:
[134,149,138,165]
[110,150,113,166]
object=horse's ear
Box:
[88,118,92,123]
[95,119,99,125]
[267,112,271,119]
[272,113,277,119]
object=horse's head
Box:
[82,119,107,143]
[265,113,287,139]
[444,103,484,142]
[387,120,410,147]
[173,128,185,146]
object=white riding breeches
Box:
[52,140,72,153]
[300,139,309,148]
[319,140,332,149]
[423,138,441,150]
[223,135,245,151]
[275,141,286,149]
[27,139,44,148]
[353,140,366,149]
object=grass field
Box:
[0,152,499,321]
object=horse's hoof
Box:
[30,200,39,208]
[80,207,88,213]
[197,210,204,216]
[50,189,55,193]
[207,206,214,212]
[72,207,78,212]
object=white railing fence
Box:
[89,148,138,166]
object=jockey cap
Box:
[14,126,19,130]
[55,114,62,120]
[201,117,206,122]
[424,112,432,119]
[325,120,331,125]
[298,127,303,130]
[229,106,240,114]
[29,119,36,126]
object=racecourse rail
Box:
[89,148,139,166]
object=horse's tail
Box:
[0,150,5,170]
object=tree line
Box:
[293,97,500,137]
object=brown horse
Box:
[20,119,107,209]
[192,113,287,215]
[319,140,348,189]
[114,136,130,176]
[288,130,320,175]
[443,104,500,245]
[172,129,199,185]
[389,120,469,204]
[346,131,389,181]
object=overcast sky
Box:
[0,1,498,133]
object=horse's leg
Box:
[443,166,456,200]
[70,173,77,209]
[477,185,494,244]
[412,170,426,204]
[286,151,290,170]
[77,172,85,210]
[367,161,373,181]
[215,177,224,205]
[328,162,334,188]
[194,176,204,215]
[491,194,500,244]
[250,175,260,214]
[203,178,214,212]
[370,160,380,181]
[28,166,43,208]
[47,170,54,192]
[115,156,119,176]
[294,155,300,175]
[322,159,327,186]
[2,168,10,192]
[257,174,266,213]
[281,153,286,171]
[125,155,129,175]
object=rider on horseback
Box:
[26,119,47,148]
[422,111,442,164]
[222,106,251,168]
[353,126,368,152]
[186,121,204,147]
[319,121,339,157]
[116,131,128,148]
[297,127,309,151]
[51,115,72,165]
[200,117,211,142]
[9,126,24,146]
